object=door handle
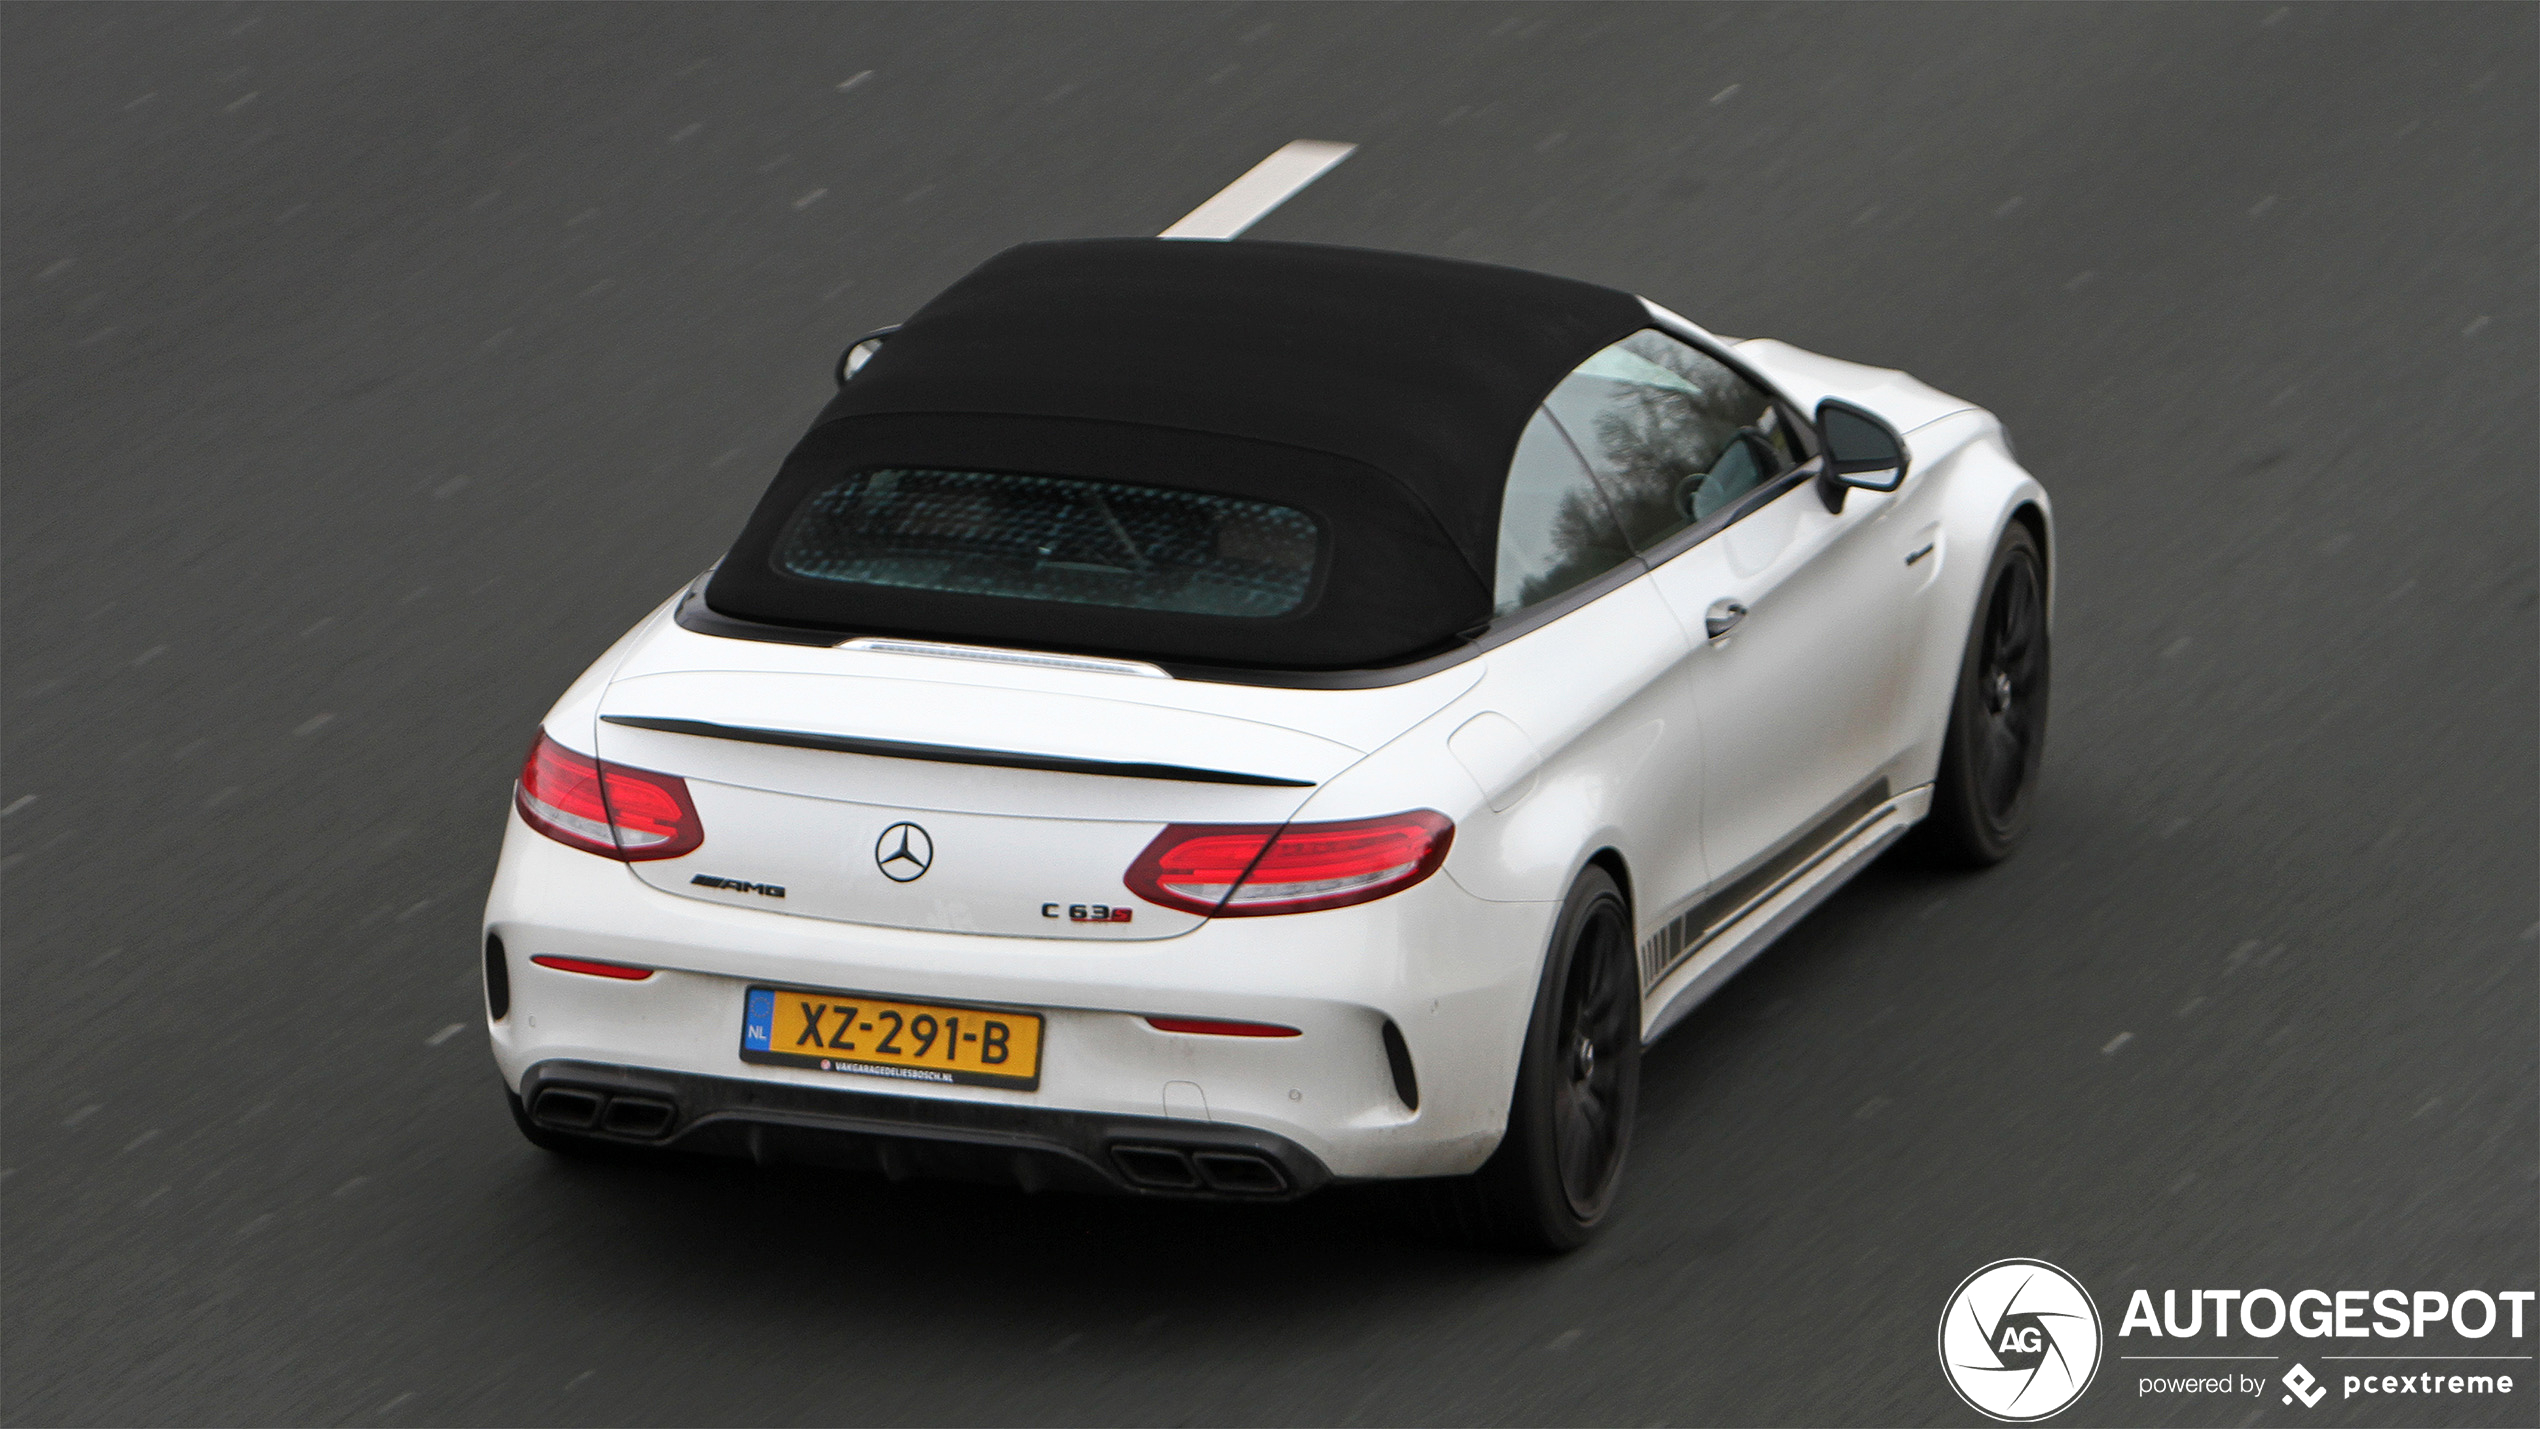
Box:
[1704,599,1748,639]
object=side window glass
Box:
[1492,407,1637,618]
[1540,331,1797,551]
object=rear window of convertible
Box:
[772,468,1323,618]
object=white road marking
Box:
[122,1129,160,1153]
[137,1185,168,1206]
[837,71,872,92]
[432,476,469,499]
[334,1176,369,1197]
[0,795,34,818]
[1709,83,1740,105]
[2102,1031,2135,1055]
[1545,1328,1584,1351]
[2463,315,2491,337]
[132,645,168,666]
[125,93,157,110]
[37,259,75,280]
[380,1391,416,1414]
[668,123,701,143]
[793,188,827,210]
[236,1213,273,1238]
[426,1023,466,1046]
[1160,140,1356,240]
[2248,195,2277,217]
[1994,196,2024,218]
[1855,1096,1891,1120]
[224,92,259,113]
[565,1371,596,1391]
[63,1104,102,1127]
[293,713,335,737]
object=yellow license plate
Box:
[741,985,1043,1091]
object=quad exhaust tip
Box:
[1109,1143,1288,1195]
[532,1086,677,1140]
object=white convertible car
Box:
[483,239,2050,1249]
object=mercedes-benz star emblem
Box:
[873,822,933,882]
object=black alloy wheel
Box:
[1919,523,2051,865]
[1550,893,1635,1218]
[1409,865,1640,1251]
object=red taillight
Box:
[1123,810,1453,917]
[1144,1016,1302,1037]
[515,730,704,862]
[530,954,655,980]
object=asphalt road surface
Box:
[5,4,2533,1425]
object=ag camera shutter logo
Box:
[1940,1259,2104,1421]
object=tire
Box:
[1411,866,1640,1252]
[1917,522,2050,866]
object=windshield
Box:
[772,468,1322,618]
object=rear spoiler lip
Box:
[598,715,1317,788]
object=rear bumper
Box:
[484,808,1560,1181]
[521,1058,1331,1199]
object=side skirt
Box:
[1640,784,1932,1045]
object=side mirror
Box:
[835,325,900,387]
[1814,397,1908,512]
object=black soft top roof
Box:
[705,238,1652,670]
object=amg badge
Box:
[692,874,786,898]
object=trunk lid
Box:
[592,665,1368,940]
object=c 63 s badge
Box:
[693,875,786,898]
[1044,902,1133,923]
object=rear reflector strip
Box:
[530,955,655,981]
[1143,1016,1301,1037]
